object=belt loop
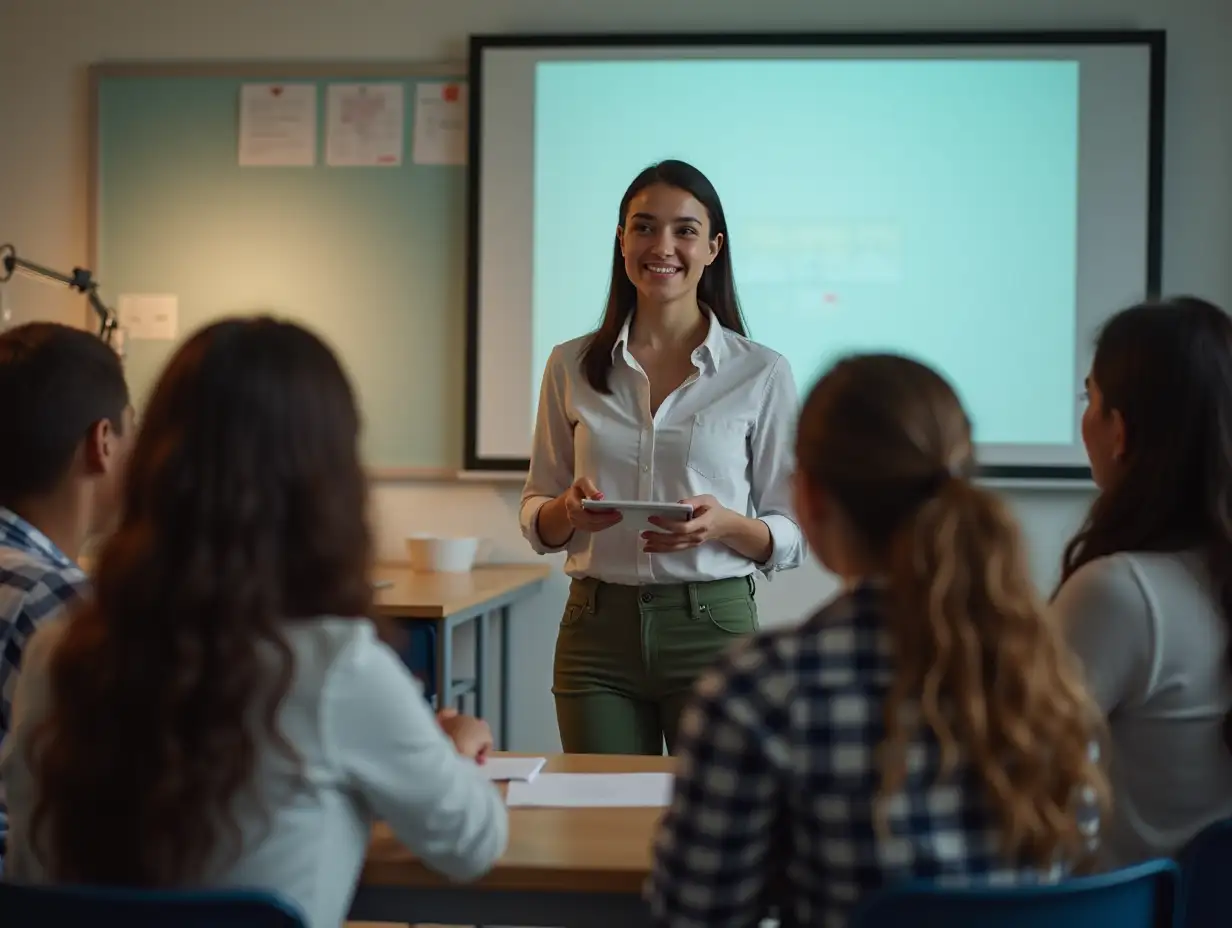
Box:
[586,577,599,614]
[687,582,704,620]
[747,574,756,598]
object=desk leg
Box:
[475,609,489,721]
[435,618,452,711]
[499,604,511,749]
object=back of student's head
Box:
[1063,296,1232,570]
[0,321,128,506]
[29,316,373,886]
[795,354,1106,869]
[1061,296,1232,746]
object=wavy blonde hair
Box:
[796,354,1109,868]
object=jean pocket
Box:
[560,601,586,628]
[702,596,759,634]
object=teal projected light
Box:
[531,58,1079,447]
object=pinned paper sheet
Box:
[238,83,317,167]
[505,772,673,808]
[118,294,178,341]
[326,83,404,167]
[481,756,546,783]
[413,81,467,165]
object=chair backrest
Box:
[0,882,307,927]
[1178,816,1232,928]
[849,859,1180,928]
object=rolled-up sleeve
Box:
[328,627,509,882]
[519,346,575,554]
[750,356,804,576]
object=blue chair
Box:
[0,883,306,927]
[850,858,1180,928]
[1178,816,1232,928]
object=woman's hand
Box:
[562,477,623,533]
[437,708,494,764]
[642,494,733,553]
[535,476,622,547]
[645,495,776,563]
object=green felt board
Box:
[93,66,466,470]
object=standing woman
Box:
[521,159,804,755]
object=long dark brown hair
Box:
[1060,296,1232,749]
[580,159,748,392]
[797,354,1108,868]
[29,317,374,885]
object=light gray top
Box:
[0,616,508,928]
[1055,550,1232,867]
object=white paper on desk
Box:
[481,756,546,783]
[505,773,673,808]
[326,82,404,167]
[413,81,467,165]
[238,83,317,166]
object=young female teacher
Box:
[520,159,804,756]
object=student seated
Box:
[646,353,1108,928]
[1054,296,1232,868]
[0,317,508,927]
[0,322,132,870]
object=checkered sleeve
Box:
[0,567,87,735]
[646,643,789,928]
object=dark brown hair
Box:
[0,321,128,504]
[29,316,373,885]
[580,159,748,393]
[1060,296,1232,749]
[797,353,1108,868]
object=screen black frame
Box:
[464,29,1167,481]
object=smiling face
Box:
[618,183,722,307]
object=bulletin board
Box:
[89,61,469,476]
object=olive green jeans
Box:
[552,575,759,755]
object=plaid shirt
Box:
[0,507,89,861]
[646,583,1098,928]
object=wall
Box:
[2,0,1230,753]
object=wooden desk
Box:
[351,753,674,927]
[371,563,551,748]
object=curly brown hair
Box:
[28,317,373,885]
[796,354,1109,869]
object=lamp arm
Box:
[0,243,119,342]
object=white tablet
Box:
[581,499,694,521]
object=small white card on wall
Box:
[118,294,178,340]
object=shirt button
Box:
[642,465,649,473]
